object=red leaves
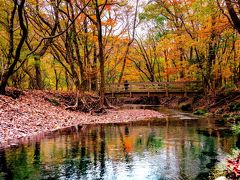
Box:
[105,4,111,11]
[225,155,240,179]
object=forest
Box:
[1,0,240,179]
[0,0,239,101]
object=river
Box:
[0,107,237,180]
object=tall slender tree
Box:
[0,0,28,94]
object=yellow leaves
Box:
[88,24,97,30]
[188,64,199,72]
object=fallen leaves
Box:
[0,90,165,148]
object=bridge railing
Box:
[105,81,202,96]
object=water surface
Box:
[0,108,237,180]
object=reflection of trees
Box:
[136,137,142,145]
[173,124,220,179]
[33,142,41,166]
[70,135,80,159]
[91,129,98,167]
[236,134,240,149]
[8,146,34,179]
[99,126,106,178]
[32,141,41,179]
[195,136,218,179]
[78,128,91,177]
[59,128,92,179]
[63,133,80,178]
[146,132,163,151]
[163,121,223,179]
[0,149,13,179]
[125,126,129,135]
[2,121,235,180]
[118,126,133,164]
[179,121,188,179]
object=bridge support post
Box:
[184,86,187,97]
[165,83,169,97]
[184,91,187,97]
[148,91,150,97]
[130,91,132,98]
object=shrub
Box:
[211,150,240,180]
[225,151,240,179]
[193,109,208,115]
[232,124,240,135]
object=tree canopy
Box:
[0,0,239,98]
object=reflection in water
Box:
[0,149,13,179]
[99,126,106,179]
[33,141,41,166]
[0,113,237,180]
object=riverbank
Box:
[120,89,240,117]
[0,89,165,147]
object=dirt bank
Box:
[120,89,240,116]
[0,90,165,147]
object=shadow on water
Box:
[0,107,238,180]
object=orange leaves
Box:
[221,67,233,79]
[235,40,240,48]
[170,0,181,4]
[75,14,87,25]
[198,16,232,39]
[102,18,116,26]
[124,137,132,153]
[164,67,178,75]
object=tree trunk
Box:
[54,68,59,91]
[206,16,217,90]
[91,43,98,91]
[65,70,69,90]
[69,1,86,90]
[118,43,131,83]
[30,0,59,90]
[179,47,184,79]
[95,0,105,107]
[0,75,8,94]
[0,0,27,94]
[225,0,240,34]
[34,56,43,89]
[118,0,139,83]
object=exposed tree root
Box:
[5,88,24,99]
[65,91,79,111]
[44,91,114,114]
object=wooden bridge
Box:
[105,81,203,97]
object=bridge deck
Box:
[105,81,203,97]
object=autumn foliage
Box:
[0,0,239,96]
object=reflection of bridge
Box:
[105,81,203,97]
